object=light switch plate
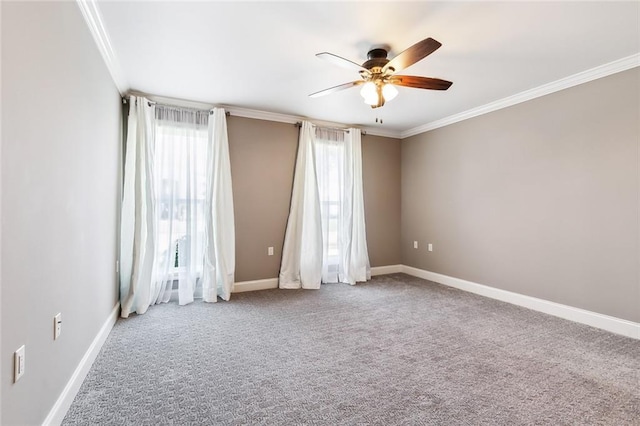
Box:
[14,345,25,382]
[54,313,62,340]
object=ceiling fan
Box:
[310,37,452,109]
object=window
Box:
[315,128,346,283]
[153,107,209,284]
[120,98,234,314]
[280,121,369,290]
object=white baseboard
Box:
[43,303,120,426]
[232,278,278,293]
[401,266,640,340]
[232,266,404,292]
[227,265,465,291]
[371,264,403,276]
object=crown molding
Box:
[76,0,128,95]
[402,53,640,139]
[223,106,300,125]
[223,105,402,139]
[360,126,402,139]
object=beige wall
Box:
[228,117,402,282]
[401,68,639,322]
[1,2,121,424]
[362,135,402,267]
[227,117,298,282]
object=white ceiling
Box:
[96,1,639,136]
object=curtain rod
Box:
[294,121,367,136]
[122,97,230,116]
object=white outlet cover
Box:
[413,241,418,249]
[428,244,433,252]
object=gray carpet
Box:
[63,274,640,425]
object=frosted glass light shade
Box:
[382,84,398,102]
[363,94,379,105]
[360,82,378,105]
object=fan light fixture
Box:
[310,37,452,110]
[382,84,398,102]
[360,82,398,106]
[360,82,378,105]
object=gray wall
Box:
[401,68,639,322]
[228,116,402,282]
[1,2,121,424]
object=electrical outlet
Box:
[268,247,274,256]
[428,243,433,252]
[413,241,418,249]
[54,313,62,340]
[14,345,25,383]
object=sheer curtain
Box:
[316,127,370,284]
[152,105,209,306]
[315,128,346,283]
[279,122,370,289]
[120,97,235,317]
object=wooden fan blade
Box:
[316,52,368,73]
[389,75,452,90]
[309,81,364,98]
[382,38,442,74]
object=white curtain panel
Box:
[120,96,157,317]
[279,121,323,289]
[202,108,235,302]
[345,128,371,283]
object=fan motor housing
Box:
[362,48,390,71]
